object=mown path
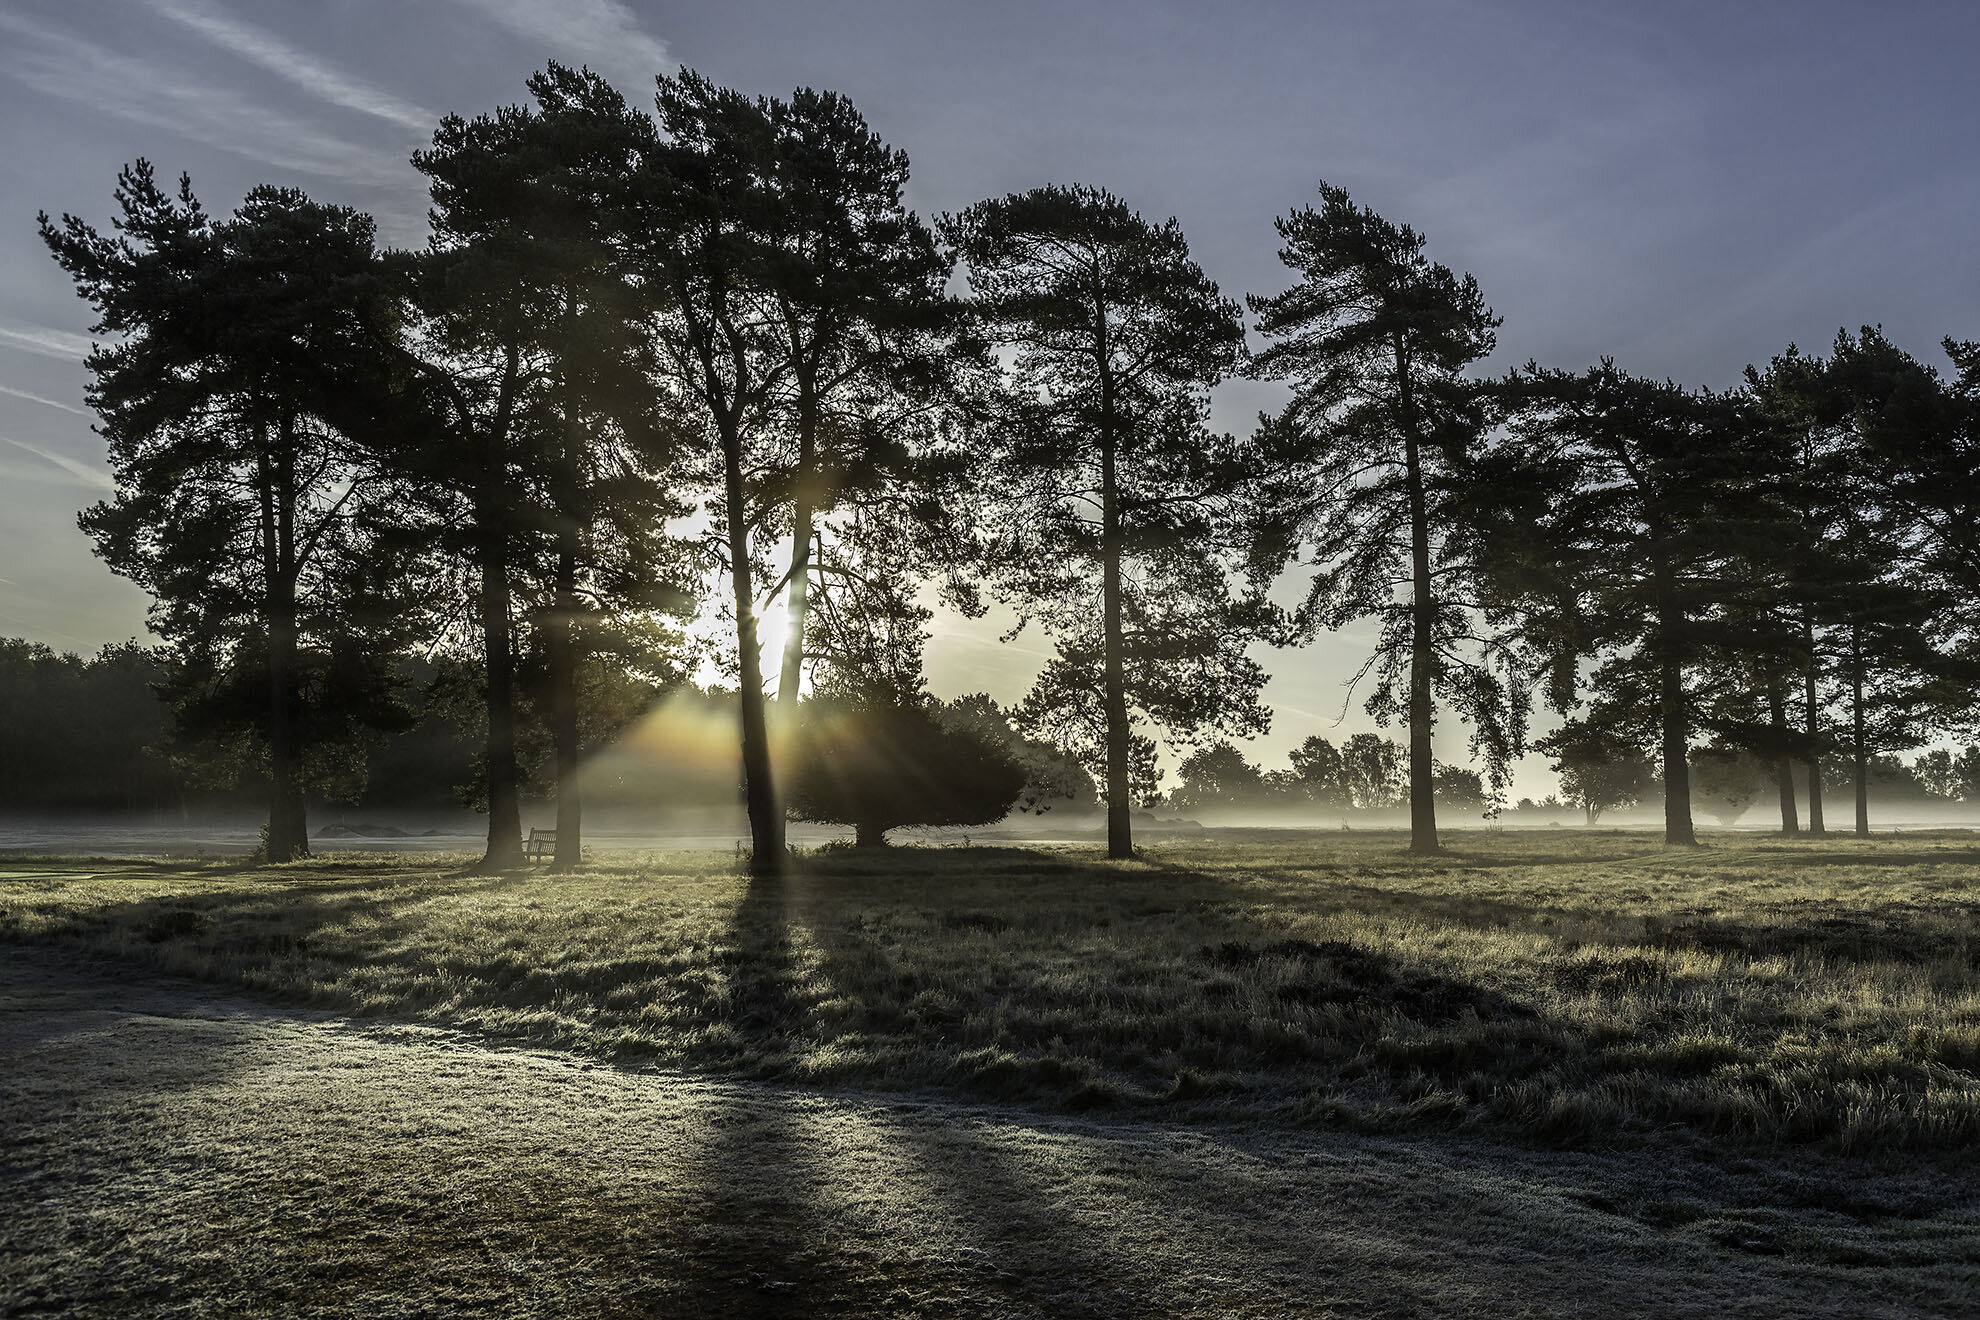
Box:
[1,947,1974,1319]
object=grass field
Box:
[5,828,1979,1159]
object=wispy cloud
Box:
[0,10,410,186]
[437,0,672,91]
[0,384,89,416]
[2,437,114,491]
[0,325,97,362]
[148,0,436,133]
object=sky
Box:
[1,0,1976,795]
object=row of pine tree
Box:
[37,63,1980,867]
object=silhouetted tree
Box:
[1541,720,1655,826]
[1854,332,1980,623]
[394,132,562,870]
[933,693,1097,813]
[1689,747,1770,827]
[1497,363,1770,845]
[418,65,693,869]
[1432,763,1488,812]
[1739,345,1840,833]
[1287,734,1347,807]
[42,167,411,859]
[755,86,961,711]
[1245,183,1511,854]
[942,184,1266,859]
[786,697,1027,846]
[1169,741,1266,811]
[1338,732,1406,810]
[622,69,795,873]
[1816,328,1973,835]
[1913,745,1980,802]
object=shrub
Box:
[786,698,1028,846]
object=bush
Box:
[787,699,1029,846]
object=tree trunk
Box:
[1098,370,1132,860]
[1804,612,1826,836]
[550,363,584,871]
[855,819,886,848]
[778,521,812,708]
[477,505,525,871]
[1655,581,1696,846]
[723,426,784,875]
[1767,678,1798,835]
[1851,625,1869,838]
[548,532,582,869]
[275,425,307,857]
[778,370,819,709]
[1396,339,1439,854]
[256,419,301,863]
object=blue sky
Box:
[2,0,1975,789]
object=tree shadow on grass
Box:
[0,945,294,1101]
[23,842,1975,1151]
[1126,850,1604,937]
[1640,905,1980,966]
[652,873,931,1318]
[1736,844,1980,870]
[771,847,1581,1126]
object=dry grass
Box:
[4,828,1980,1156]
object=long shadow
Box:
[1138,843,1980,969]
[16,840,1968,1153]
[0,866,531,1026]
[1736,845,1980,870]
[779,845,1576,1127]
[1641,905,1980,965]
[1129,850,1609,935]
[652,871,888,1317]
[0,945,287,1107]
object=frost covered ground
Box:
[3,945,1976,1318]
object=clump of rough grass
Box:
[4,830,1979,1155]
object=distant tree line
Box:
[1166,734,1486,814]
[31,62,1980,863]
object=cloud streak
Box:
[437,0,672,92]
[148,0,436,133]
[0,384,89,416]
[0,10,412,186]
[2,437,114,491]
[0,325,97,363]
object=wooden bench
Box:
[526,828,557,863]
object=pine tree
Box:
[416,65,692,869]
[1245,183,1510,854]
[756,86,960,711]
[42,167,409,860]
[625,70,792,874]
[1497,363,1772,846]
[941,184,1266,859]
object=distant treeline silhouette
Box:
[33,63,1980,865]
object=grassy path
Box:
[2,945,1975,1318]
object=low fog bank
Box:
[11,799,1980,858]
[0,804,1136,857]
[1176,799,1980,833]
